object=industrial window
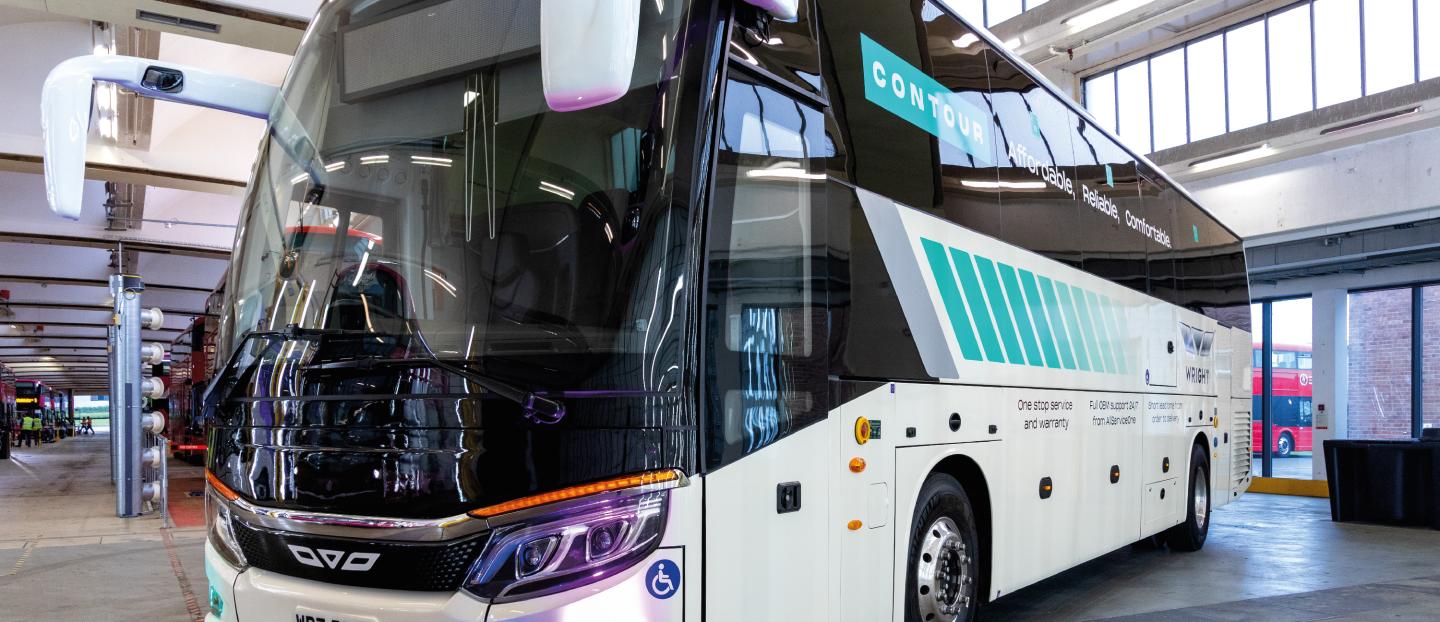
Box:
[1186,35,1226,142]
[1267,5,1313,120]
[1149,49,1187,151]
[1115,62,1151,153]
[1419,2,1440,80]
[1313,0,1362,107]
[1084,72,1117,133]
[1362,0,1415,95]
[944,0,1050,28]
[1082,0,1432,154]
[1225,21,1267,131]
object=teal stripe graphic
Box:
[1085,290,1118,374]
[1051,281,1091,371]
[1017,270,1063,368]
[997,263,1045,367]
[1101,295,1128,374]
[949,248,1005,363]
[1082,287,1111,371]
[1036,276,1078,370]
[973,255,1025,365]
[921,238,983,361]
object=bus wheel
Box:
[906,473,979,622]
[1276,432,1293,457]
[1165,444,1211,552]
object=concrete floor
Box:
[4,433,1440,621]
[0,432,206,622]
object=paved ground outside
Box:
[0,432,205,622]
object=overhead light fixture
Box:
[360,154,389,165]
[1064,0,1157,30]
[1188,143,1273,172]
[538,180,576,200]
[953,34,979,48]
[1320,106,1421,136]
[745,163,825,181]
[410,155,453,167]
[324,161,346,172]
[961,179,1047,190]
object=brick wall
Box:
[1347,289,1413,439]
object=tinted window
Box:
[922,2,1002,239]
[1172,195,1250,322]
[704,75,830,470]
[989,56,1080,268]
[815,0,945,208]
[1137,166,1179,305]
[1072,121,1146,294]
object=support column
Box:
[113,275,144,517]
[1311,289,1349,481]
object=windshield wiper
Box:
[303,357,566,425]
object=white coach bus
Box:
[41,0,1252,620]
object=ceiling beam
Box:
[0,346,108,352]
[0,228,231,260]
[0,274,213,294]
[1,301,212,317]
[1,321,182,333]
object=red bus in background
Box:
[168,280,224,464]
[1253,343,1313,457]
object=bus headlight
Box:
[462,490,669,602]
[205,489,248,570]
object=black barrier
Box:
[1323,438,1440,530]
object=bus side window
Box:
[704,74,830,470]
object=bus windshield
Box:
[220,0,698,396]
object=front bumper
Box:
[206,542,685,621]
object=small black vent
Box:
[136,10,221,34]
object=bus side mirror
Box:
[41,55,280,220]
[540,0,643,112]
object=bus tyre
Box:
[1276,432,1293,458]
[1165,444,1211,552]
[906,473,979,622]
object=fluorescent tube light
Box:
[1188,143,1273,172]
[538,180,576,200]
[746,163,825,181]
[1064,0,1157,30]
[961,179,1047,190]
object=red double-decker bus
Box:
[1253,343,1313,457]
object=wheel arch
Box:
[929,453,994,603]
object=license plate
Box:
[292,607,378,622]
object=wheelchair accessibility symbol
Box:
[645,559,680,599]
